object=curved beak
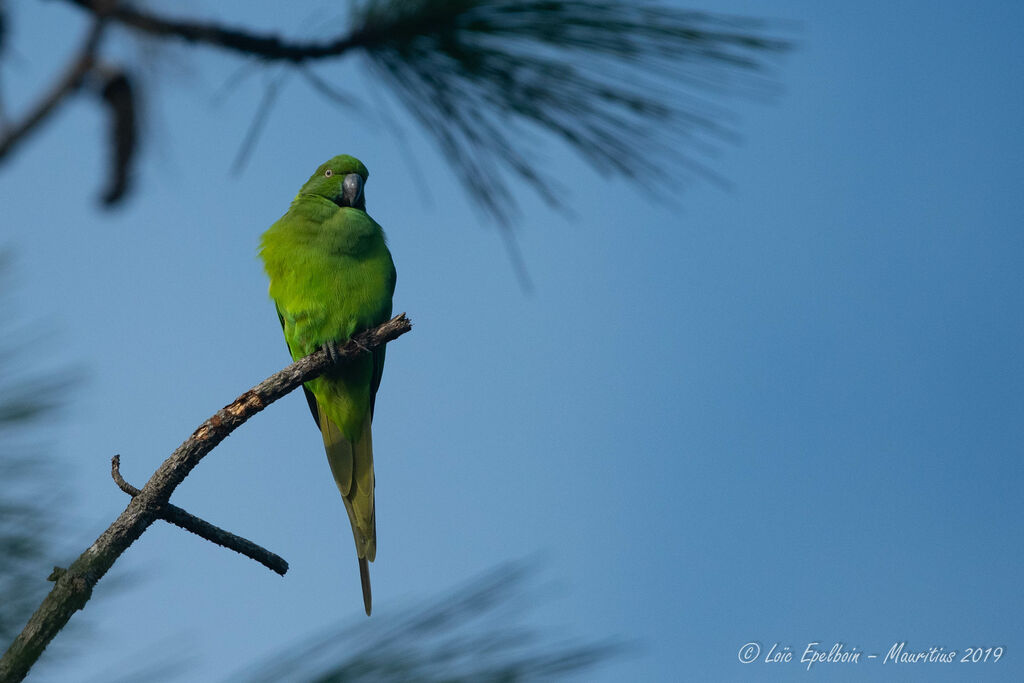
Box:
[340,173,365,209]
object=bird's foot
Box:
[322,340,344,365]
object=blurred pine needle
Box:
[0,258,72,643]
[236,562,623,682]
[347,0,790,222]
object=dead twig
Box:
[110,455,288,575]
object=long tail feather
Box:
[359,556,372,616]
[320,402,377,614]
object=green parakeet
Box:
[259,155,396,616]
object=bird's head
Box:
[300,154,369,211]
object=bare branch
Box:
[109,453,139,496]
[64,0,366,62]
[0,313,412,683]
[0,20,104,163]
[110,455,289,575]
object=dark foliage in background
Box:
[0,258,69,644]
[235,562,621,683]
[353,0,787,222]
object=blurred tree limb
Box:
[0,18,104,162]
[0,3,137,206]
[3,0,788,220]
[0,314,412,683]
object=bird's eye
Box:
[324,169,333,177]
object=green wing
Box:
[278,308,322,429]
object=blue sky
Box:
[3,1,1023,681]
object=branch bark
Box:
[0,313,412,683]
